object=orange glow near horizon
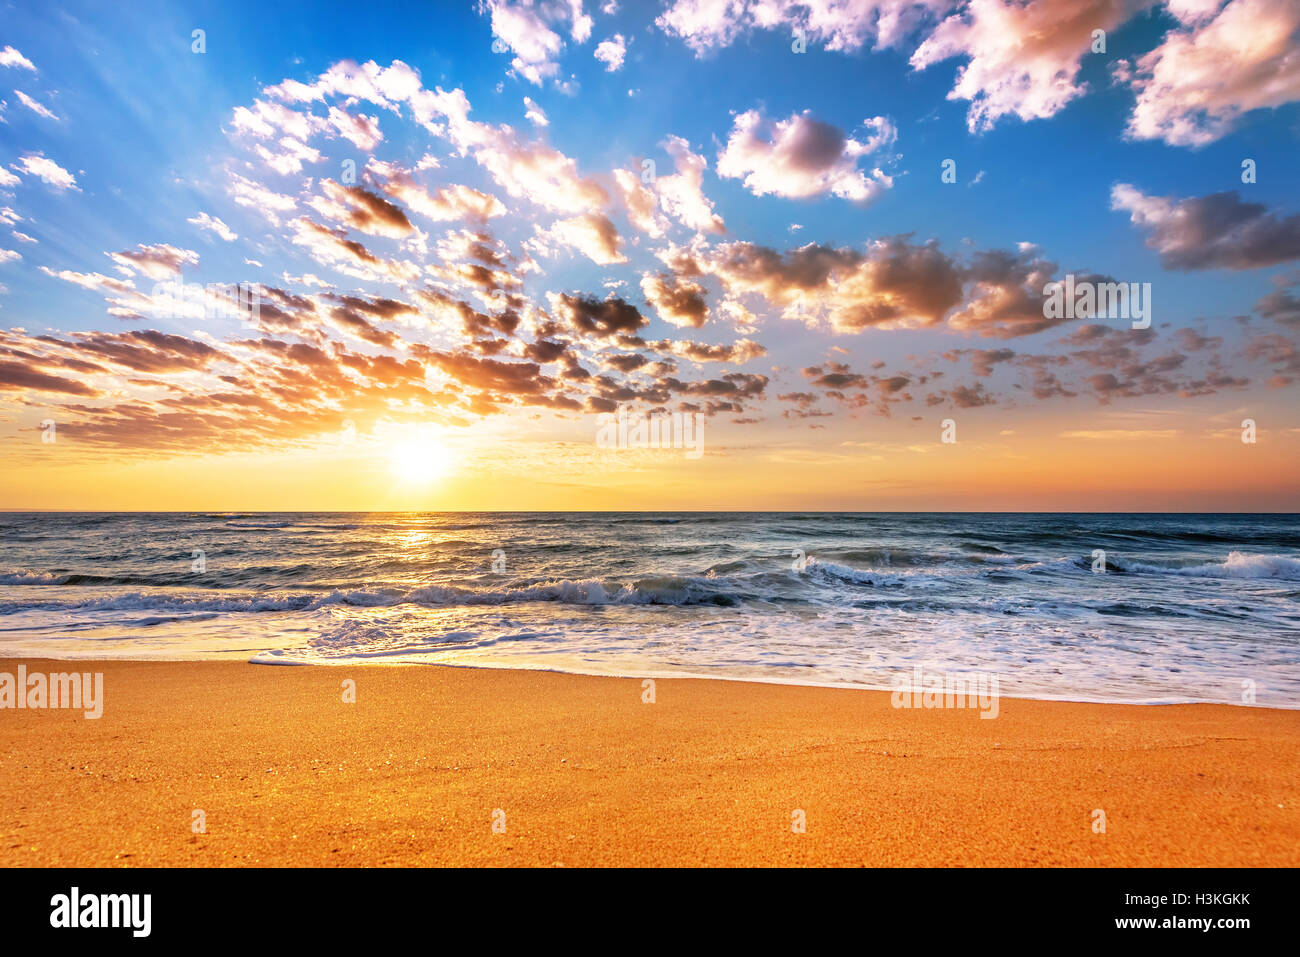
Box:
[3,410,1296,512]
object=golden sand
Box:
[1,658,1296,867]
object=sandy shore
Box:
[0,658,1296,867]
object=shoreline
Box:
[6,654,1293,711]
[2,657,1298,867]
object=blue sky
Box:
[1,0,1298,509]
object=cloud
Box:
[12,152,77,190]
[62,329,230,374]
[911,0,1147,132]
[327,106,383,150]
[1254,274,1300,325]
[613,168,668,237]
[694,236,964,333]
[568,0,594,41]
[188,212,238,242]
[652,336,765,363]
[657,136,725,233]
[310,179,415,238]
[228,171,297,225]
[1111,183,1300,269]
[108,243,200,280]
[14,90,56,120]
[716,109,895,202]
[656,0,948,53]
[553,293,649,337]
[255,136,322,175]
[594,34,626,71]
[0,46,36,72]
[471,127,609,215]
[523,96,548,126]
[372,166,507,223]
[0,360,100,396]
[288,216,419,283]
[641,272,710,327]
[39,266,147,315]
[534,212,627,264]
[425,89,608,214]
[257,59,607,217]
[1122,0,1300,147]
[947,245,1072,339]
[0,325,490,450]
[484,0,567,86]
[231,98,327,141]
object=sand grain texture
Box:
[0,659,1296,867]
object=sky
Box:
[0,0,1297,511]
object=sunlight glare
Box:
[389,435,454,484]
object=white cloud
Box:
[656,0,950,54]
[188,212,239,242]
[109,243,200,280]
[259,58,607,217]
[1123,0,1300,147]
[716,109,896,202]
[613,168,668,237]
[533,212,626,264]
[255,136,323,175]
[368,159,508,222]
[0,46,36,72]
[14,90,56,120]
[594,34,626,71]
[230,98,327,141]
[910,0,1147,133]
[486,0,566,86]
[227,171,297,225]
[327,106,383,151]
[523,95,549,126]
[13,153,77,190]
[567,0,594,42]
[657,136,725,234]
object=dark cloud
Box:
[1113,185,1300,270]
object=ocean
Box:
[1,512,1297,706]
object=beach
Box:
[1,658,1296,867]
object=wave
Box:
[803,557,930,588]
[0,571,69,585]
[0,575,753,615]
[1120,551,1300,581]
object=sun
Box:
[388,436,454,484]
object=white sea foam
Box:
[0,571,69,585]
[1125,551,1300,581]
